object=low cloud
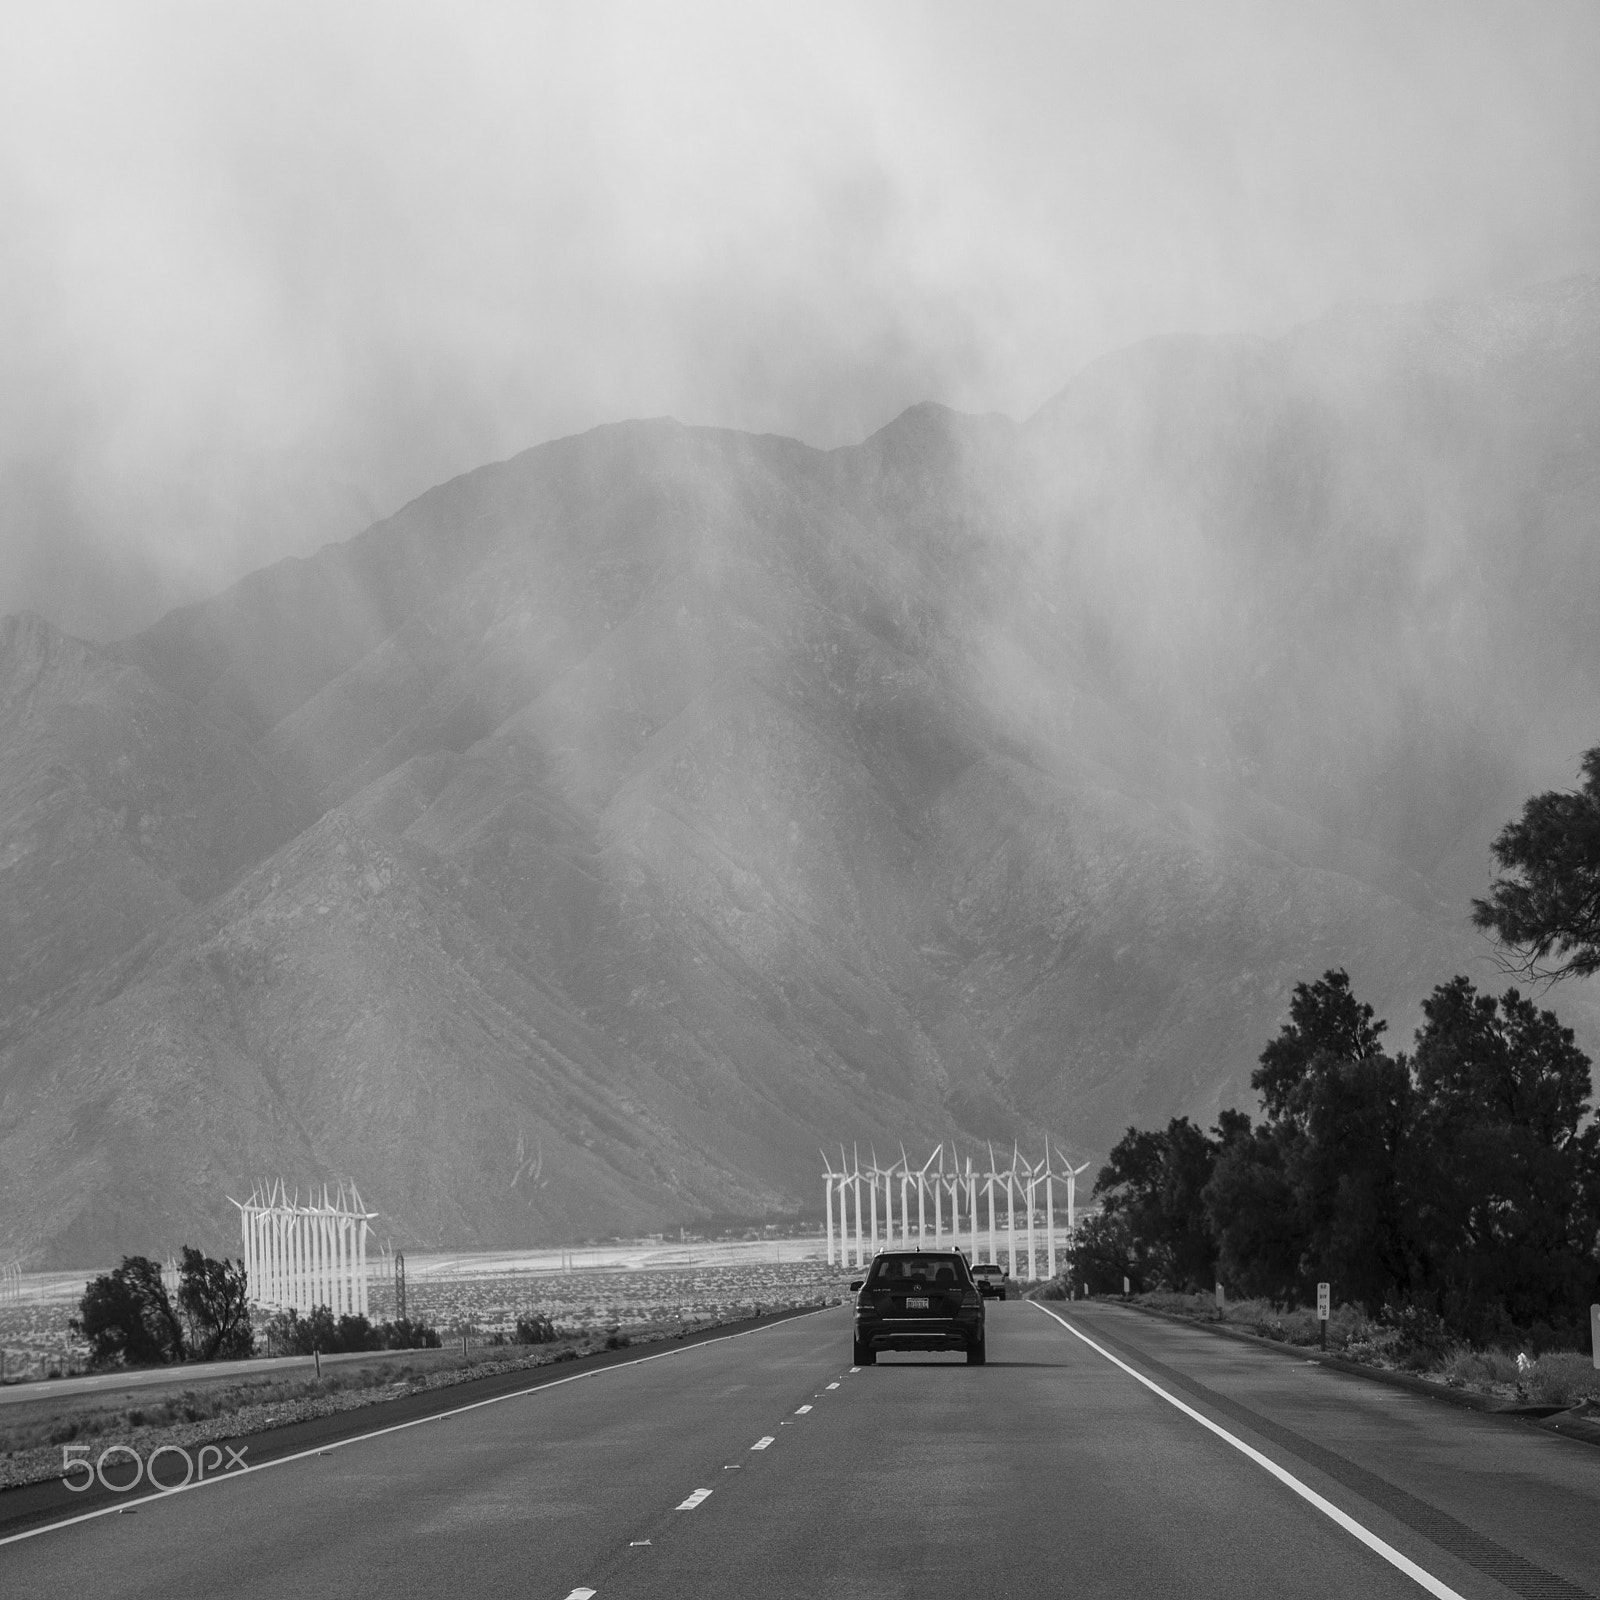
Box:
[2,0,1597,638]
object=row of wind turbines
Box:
[821,1141,1091,1281]
[229,1179,379,1317]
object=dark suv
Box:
[971,1263,1009,1300]
[851,1251,986,1365]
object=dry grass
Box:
[1518,1351,1600,1410]
[1138,1290,1369,1351]
[1130,1290,1600,1408]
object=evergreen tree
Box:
[1094,1117,1220,1290]
[1473,746,1600,981]
[1411,977,1600,1340]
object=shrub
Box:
[71,1257,186,1368]
[264,1307,441,1355]
[1438,1346,1519,1388]
[1518,1350,1600,1409]
[1380,1301,1452,1368]
[382,1318,442,1350]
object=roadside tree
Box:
[1410,977,1600,1342]
[1093,1117,1220,1290]
[177,1246,253,1360]
[1472,746,1600,981]
[71,1256,187,1367]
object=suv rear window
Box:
[867,1255,971,1288]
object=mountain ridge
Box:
[3,278,1598,1265]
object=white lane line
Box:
[794,1404,812,1414]
[564,1589,597,1599]
[1031,1304,1467,1600]
[751,1436,775,1450]
[0,1307,831,1550]
[825,1382,839,1389]
[675,1488,713,1510]
[850,1366,860,1373]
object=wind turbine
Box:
[979,1145,992,1267]
[843,1144,862,1268]
[921,1145,943,1246]
[1005,1141,1026,1280]
[820,1148,842,1265]
[869,1145,886,1256]
[1063,1154,1091,1237]
[1020,1145,1043,1282]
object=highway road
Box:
[2,1299,1597,1599]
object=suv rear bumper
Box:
[856,1317,984,1352]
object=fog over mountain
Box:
[6,5,1600,643]
[2,277,1596,1265]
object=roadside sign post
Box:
[1590,1303,1599,1369]
[1215,1281,1225,1317]
[1317,1282,1330,1350]
[1122,1276,1130,1299]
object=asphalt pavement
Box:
[2,1299,1597,1599]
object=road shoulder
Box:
[1094,1296,1600,1448]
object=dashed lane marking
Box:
[826,1382,840,1389]
[752,1437,775,1450]
[564,1589,597,1599]
[675,1488,713,1511]
[1031,1303,1467,1600]
[795,1404,812,1414]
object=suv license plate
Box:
[905,1297,929,1310]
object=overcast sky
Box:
[2,0,1598,640]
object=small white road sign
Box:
[1317,1282,1330,1320]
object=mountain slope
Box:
[3,279,1598,1264]
[0,611,303,1051]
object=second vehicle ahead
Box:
[971,1263,1009,1300]
[851,1250,986,1366]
